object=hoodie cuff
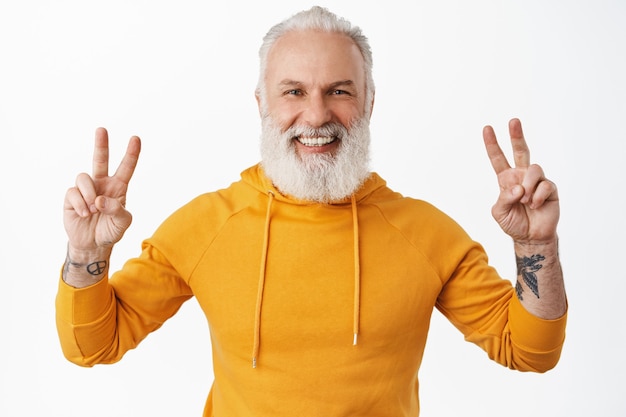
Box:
[509,296,567,352]
[56,270,112,325]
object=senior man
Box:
[57,6,567,416]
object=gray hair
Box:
[256,6,375,117]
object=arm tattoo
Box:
[64,251,108,277]
[87,260,108,276]
[515,254,545,301]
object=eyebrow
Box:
[329,80,355,89]
[278,80,303,88]
[277,79,356,89]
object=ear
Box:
[255,89,263,117]
[368,91,376,120]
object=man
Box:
[56,6,567,416]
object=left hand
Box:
[483,118,559,244]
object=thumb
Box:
[94,195,130,220]
[94,195,133,236]
[492,185,524,218]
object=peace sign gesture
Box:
[483,119,559,244]
[63,128,141,256]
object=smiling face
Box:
[257,29,372,203]
[259,29,369,158]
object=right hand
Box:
[64,128,141,255]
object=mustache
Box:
[284,123,349,140]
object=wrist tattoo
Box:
[515,253,545,301]
[64,251,108,277]
[87,260,108,276]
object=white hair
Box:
[256,6,375,117]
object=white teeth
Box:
[297,136,335,146]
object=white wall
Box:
[1,0,624,415]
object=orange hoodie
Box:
[56,164,567,416]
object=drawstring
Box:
[351,194,361,346]
[253,191,274,368]
[252,191,361,368]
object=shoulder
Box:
[365,181,460,233]
[364,182,476,255]
[148,177,260,257]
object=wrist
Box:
[66,243,112,263]
[513,235,559,250]
[63,243,112,288]
[513,238,560,270]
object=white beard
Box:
[259,116,371,203]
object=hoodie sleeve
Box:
[435,238,567,373]
[55,243,193,367]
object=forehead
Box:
[265,30,365,87]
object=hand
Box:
[64,128,141,254]
[483,118,559,244]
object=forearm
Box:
[514,238,566,320]
[62,244,112,288]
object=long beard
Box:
[260,116,371,203]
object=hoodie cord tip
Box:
[351,195,361,349]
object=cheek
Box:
[334,105,364,127]
[266,102,300,130]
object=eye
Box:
[331,89,349,95]
[284,89,302,96]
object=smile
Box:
[295,136,337,147]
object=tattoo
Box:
[87,260,108,276]
[63,249,108,280]
[515,281,524,301]
[62,258,71,279]
[516,253,544,300]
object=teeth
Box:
[297,136,335,146]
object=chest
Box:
[188,204,443,354]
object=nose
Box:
[301,93,332,128]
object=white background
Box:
[1,0,624,416]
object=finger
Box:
[483,124,511,174]
[112,136,141,185]
[93,127,110,179]
[530,179,558,209]
[64,187,90,218]
[74,172,98,213]
[520,164,545,205]
[508,118,530,168]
